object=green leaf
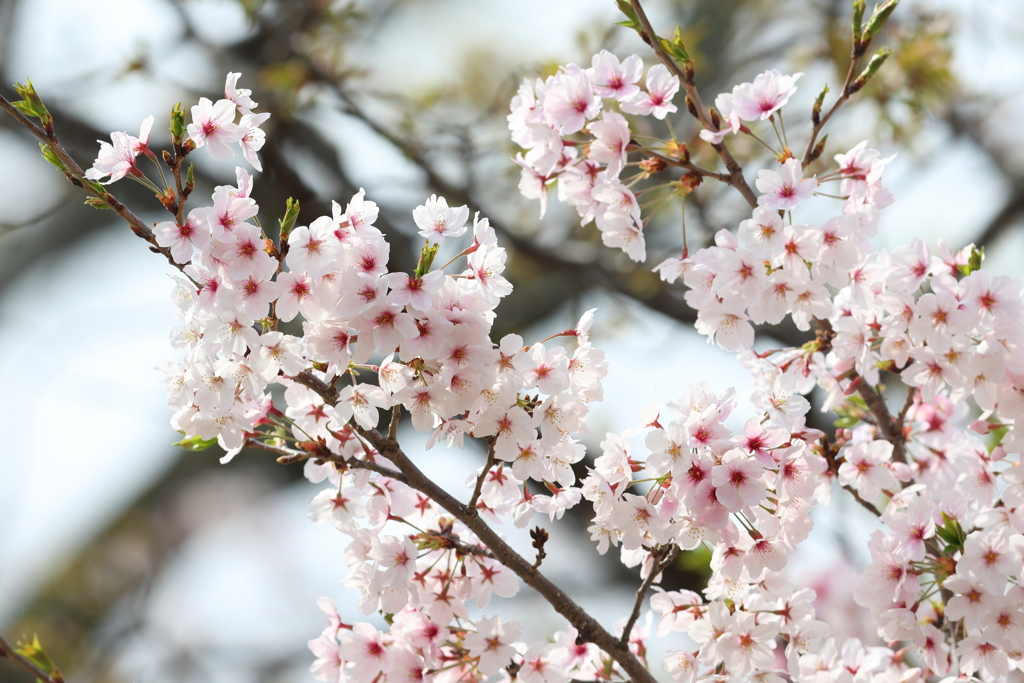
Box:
[657,29,690,63]
[935,512,966,553]
[850,48,892,93]
[170,102,186,142]
[861,48,893,80]
[173,434,219,451]
[12,79,52,129]
[834,414,860,429]
[38,142,67,173]
[414,239,440,277]
[852,0,866,38]
[862,0,899,42]
[958,245,984,276]
[15,634,62,680]
[614,0,640,29]
[812,84,830,126]
[671,26,690,62]
[84,196,111,210]
[278,197,300,242]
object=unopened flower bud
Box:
[969,419,993,435]
[685,95,698,119]
[638,156,666,176]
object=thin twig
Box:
[637,148,732,182]
[619,544,679,648]
[896,385,915,434]
[627,0,757,208]
[817,318,906,464]
[468,438,497,513]
[0,94,192,278]
[0,635,64,683]
[799,28,870,167]
[290,370,340,406]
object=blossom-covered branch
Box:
[627,0,758,207]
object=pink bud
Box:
[991,445,1007,462]
[969,419,992,435]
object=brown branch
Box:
[896,385,915,435]
[619,544,679,648]
[820,435,882,517]
[247,438,499,563]
[0,635,64,683]
[388,405,402,442]
[856,382,907,464]
[355,425,658,683]
[637,148,732,182]
[816,318,906,464]
[290,370,340,406]
[0,94,191,278]
[245,437,407,482]
[799,15,876,168]
[627,0,757,208]
[468,438,497,513]
[448,538,497,560]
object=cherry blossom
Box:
[412,195,469,244]
[731,69,802,121]
[187,97,245,159]
[621,64,680,119]
[756,158,817,210]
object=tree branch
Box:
[817,318,907,464]
[896,385,915,435]
[0,635,64,683]
[290,370,340,406]
[388,405,402,442]
[820,435,883,517]
[355,426,658,683]
[0,94,191,278]
[799,12,880,169]
[856,382,907,464]
[627,0,758,208]
[619,544,679,648]
[245,437,407,482]
[468,438,497,513]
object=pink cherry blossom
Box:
[187,97,245,159]
[731,69,802,121]
[588,50,643,100]
[412,195,469,245]
[621,64,679,120]
[756,158,817,210]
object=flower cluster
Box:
[512,50,1024,683]
[509,50,683,262]
[88,73,628,682]
[73,43,1024,683]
